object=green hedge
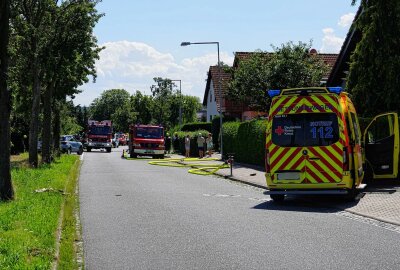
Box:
[181,122,212,133]
[212,115,237,151]
[172,130,211,157]
[222,119,267,166]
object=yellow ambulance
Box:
[265,87,365,201]
[265,87,400,201]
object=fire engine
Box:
[128,124,165,159]
[85,120,113,153]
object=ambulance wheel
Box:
[270,194,285,202]
[106,147,111,153]
[86,147,91,152]
[130,153,137,158]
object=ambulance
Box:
[265,87,365,201]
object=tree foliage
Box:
[89,89,131,121]
[228,42,328,111]
[88,85,202,131]
[347,0,400,116]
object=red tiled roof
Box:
[312,53,339,77]
[233,51,338,77]
[203,66,231,111]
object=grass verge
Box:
[0,154,80,269]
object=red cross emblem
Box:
[275,126,284,135]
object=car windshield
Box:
[89,126,111,135]
[271,113,339,147]
[135,127,163,139]
[60,136,72,141]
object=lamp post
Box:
[180,41,224,158]
[171,79,182,127]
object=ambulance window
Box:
[350,113,361,144]
[272,113,339,147]
[367,116,392,143]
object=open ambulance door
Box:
[363,113,399,179]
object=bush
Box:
[222,119,267,166]
[181,122,212,133]
[173,130,210,157]
[212,115,237,151]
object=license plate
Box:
[277,172,300,180]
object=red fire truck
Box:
[85,120,113,152]
[129,124,165,158]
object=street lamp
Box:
[180,41,224,158]
[171,79,182,127]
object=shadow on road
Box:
[252,195,362,214]
[364,178,400,194]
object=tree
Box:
[42,0,102,162]
[347,0,400,116]
[150,77,176,127]
[10,0,58,167]
[228,42,328,111]
[111,103,137,132]
[0,0,14,200]
[89,89,131,120]
[9,0,102,163]
[130,91,153,124]
[181,95,202,123]
[227,51,270,111]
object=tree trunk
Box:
[53,99,61,158]
[0,0,14,200]
[41,82,53,163]
[28,56,41,167]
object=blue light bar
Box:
[268,89,281,98]
[327,87,343,94]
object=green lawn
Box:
[0,154,80,269]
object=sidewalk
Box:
[166,152,400,226]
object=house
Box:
[202,50,339,121]
[202,65,245,121]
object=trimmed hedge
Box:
[172,130,211,157]
[212,115,237,151]
[181,122,212,133]
[222,119,267,166]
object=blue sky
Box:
[74,0,358,106]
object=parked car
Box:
[60,135,84,155]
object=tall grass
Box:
[0,154,80,269]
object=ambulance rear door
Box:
[363,113,399,179]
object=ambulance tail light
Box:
[265,150,271,173]
[343,147,349,171]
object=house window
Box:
[210,92,212,103]
[210,115,212,121]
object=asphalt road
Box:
[79,147,400,270]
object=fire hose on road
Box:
[148,158,230,175]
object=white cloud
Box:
[75,41,234,106]
[338,13,355,28]
[320,28,344,53]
